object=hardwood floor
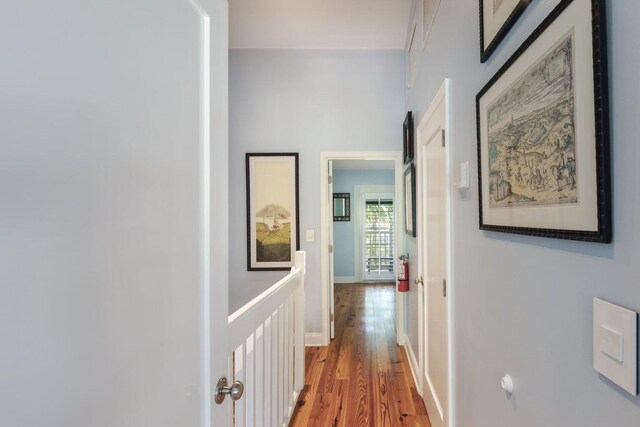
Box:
[290,283,431,427]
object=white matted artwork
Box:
[476,0,611,242]
[246,153,300,270]
[404,163,416,237]
[480,0,531,62]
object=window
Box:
[364,198,394,277]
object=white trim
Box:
[333,276,357,284]
[304,333,324,347]
[403,333,422,396]
[416,79,453,427]
[405,11,418,89]
[320,151,405,347]
[422,0,443,49]
[354,185,396,283]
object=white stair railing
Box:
[228,251,306,427]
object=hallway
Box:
[290,284,430,426]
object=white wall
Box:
[333,169,395,279]
[228,49,405,334]
[405,0,640,425]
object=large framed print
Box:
[476,0,611,243]
[246,153,300,270]
[480,0,531,63]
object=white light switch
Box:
[600,324,624,363]
[454,162,470,191]
[305,229,315,242]
[593,298,638,395]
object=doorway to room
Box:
[320,151,405,345]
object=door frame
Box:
[416,79,453,427]
[320,151,405,346]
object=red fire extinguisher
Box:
[397,254,409,292]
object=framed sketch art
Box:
[246,153,300,270]
[476,0,611,243]
[480,0,531,63]
[404,164,417,237]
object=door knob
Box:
[214,377,244,404]
[414,276,424,285]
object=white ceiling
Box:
[229,0,414,50]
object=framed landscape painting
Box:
[480,0,531,63]
[246,153,300,270]
[476,0,611,243]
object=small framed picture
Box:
[404,164,416,237]
[476,0,611,242]
[479,0,531,63]
[403,111,414,165]
[246,153,300,270]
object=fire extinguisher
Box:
[397,254,409,292]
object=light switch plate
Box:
[305,229,315,243]
[454,162,470,191]
[593,298,638,395]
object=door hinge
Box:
[441,129,446,147]
[330,313,334,322]
[329,244,333,253]
[328,175,333,184]
[443,279,447,297]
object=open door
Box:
[0,0,230,425]
[328,160,336,339]
[417,80,450,427]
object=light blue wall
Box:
[228,49,405,334]
[405,0,640,425]
[332,169,395,279]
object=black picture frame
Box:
[480,0,531,63]
[246,153,301,271]
[403,111,414,165]
[476,0,611,243]
[333,193,351,222]
[404,164,417,237]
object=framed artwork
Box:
[403,111,414,165]
[333,193,350,222]
[480,0,531,63]
[246,153,300,270]
[476,0,611,243]
[404,164,417,237]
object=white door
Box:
[328,160,336,339]
[0,0,230,426]
[417,81,450,427]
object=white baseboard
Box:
[333,276,356,284]
[305,333,325,347]
[403,333,422,396]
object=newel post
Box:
[293,251,306,393]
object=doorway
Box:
[353,185,396,282]
[416,79,452,427]
[320,152,404,345]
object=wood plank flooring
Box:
[290,283,431,427]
